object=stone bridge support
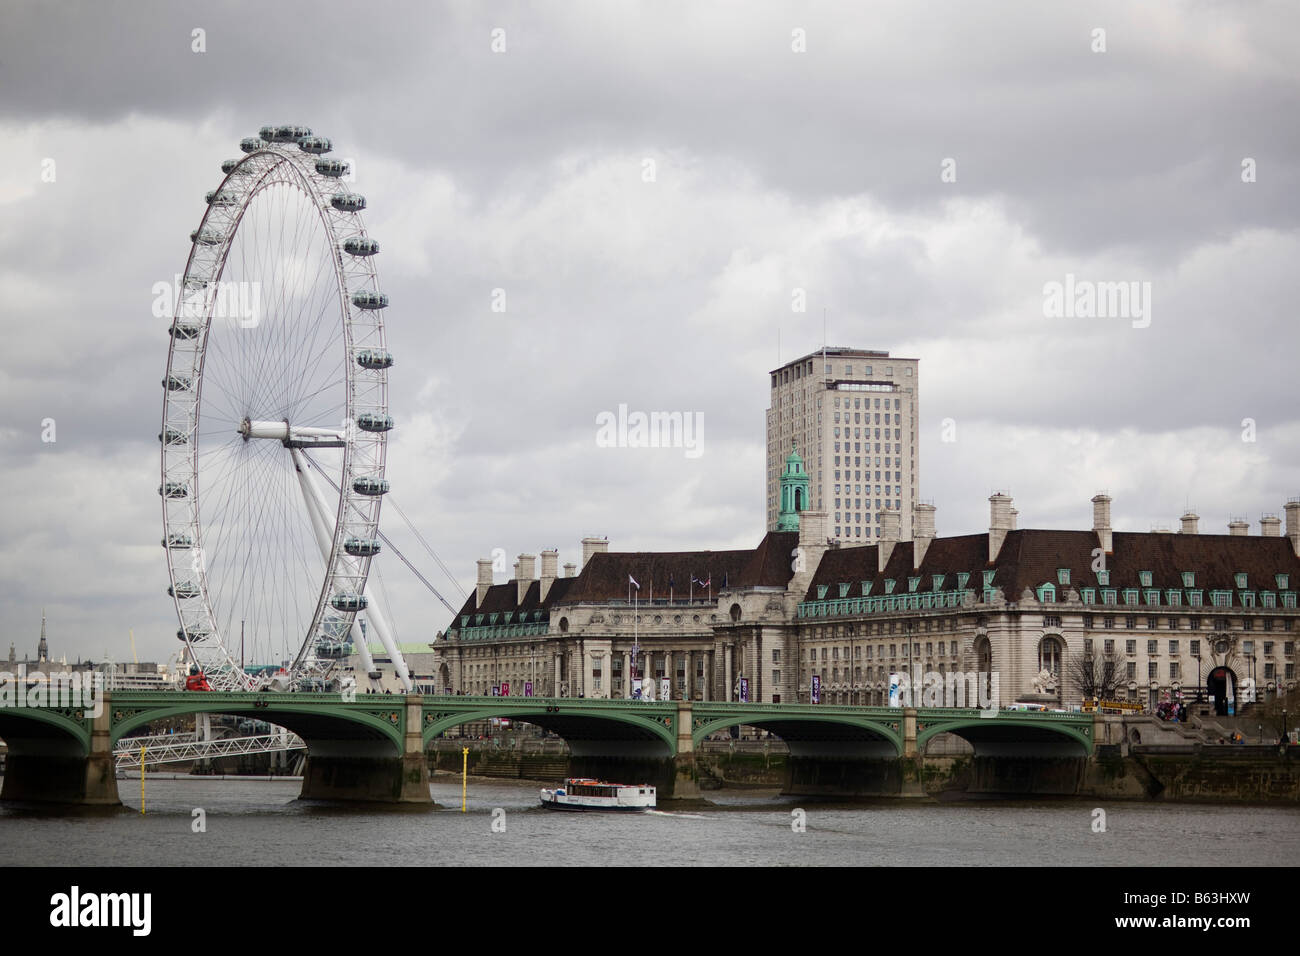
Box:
[0,691,119,807]
[299,694,432,805]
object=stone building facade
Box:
[435,470,1300,711]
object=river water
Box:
[1,774,1295,866]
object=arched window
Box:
[1039,636,1062,676]
[729,603,742,622]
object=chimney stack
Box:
[1092,493,1113,554]
[517,553,537,603]
[879,511,901,573]
[1179,511,1199,535]
[539,549,559,601]
[1227,518,1249,537]
[476,559,494,606]
[581,536,609,569]
[1260,514,1281,538]
[1009,507,1019,530]
[989,493,1014,561]
[913,503,936,568]
[563,562,578,578]
[1286,498,1300,557]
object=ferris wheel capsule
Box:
[352,476,389,496]
[170,321,202,340]
[330,592,368,612]
[240,137,267,153]
[344,537,381,557]
[190,227,226,246]
[163,375,192,391]
[220,158,242,175]
[351,290,388,310]
[205,189,240,206]
[331,193,366,212]
[356,348,394,370]
[169,583,200,599]
[159,428,187,445]
[356,413,394,433]
[272,125,312,142]
[315,159,351,178]
[343,236,379,256]
[162,533,193,549]
[159,482,189,499]
[297,135,332,154]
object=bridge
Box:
[0,691,1102,806]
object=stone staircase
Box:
[471,752,570,782]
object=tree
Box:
[1067,648,1122,702]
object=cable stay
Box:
[301,452,461,616]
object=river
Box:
[1,774,1295,866]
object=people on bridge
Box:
[184,664,212,692]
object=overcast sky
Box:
[2,1,1297,666]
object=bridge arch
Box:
[111,694,405,756]
[422,698,676,756]
[0,708,92,757]
[691,709,903,757]
[916,713,1092,756]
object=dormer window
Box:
[816,585,829,600]
[1057,568,1071,585]
[908,577,921,592]
[956,572,970,590]
[933,574,946,591]
[983,570,996,587]
[1234,572,1248,589]
[1139,571,1152,587]
[838,583,851,598]
[884,580,897,594]
[861,581,874,596]
[1037,583,1057,603]
[1097,570,1110,586]
[1277,574,1291,590]
[1182,572,1195,588]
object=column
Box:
[623,650,631,698]
[724,644,733,702]
[664,650,673,700]
[554,654,562,697]
[705,650,713,701]
[603,650,612,700]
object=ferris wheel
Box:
[160,126,410,692]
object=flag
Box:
[628,574,640,589]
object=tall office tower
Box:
[766,348,920,543]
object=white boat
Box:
[539,778,656,812]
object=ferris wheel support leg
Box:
[291,450,412,690]
[291,449,378,679]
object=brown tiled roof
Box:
[451,532,799,623]
[804,530,1300,604]
[451,574,580,623]
[558,547,756,604]
[734,531,800,588]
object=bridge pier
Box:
[0,692,119,807]
[298,694,432,806]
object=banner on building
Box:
[888,673,901,707]
[811,674,821,704]
[659,678,670,702]
[632,678,643,700]
[524,681,533,697]
[501,682,510,697]
[739,677,750,703]
[491,685,500,697]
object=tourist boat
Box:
[539,778,656,812]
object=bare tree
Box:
[1067,648,1122,702]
